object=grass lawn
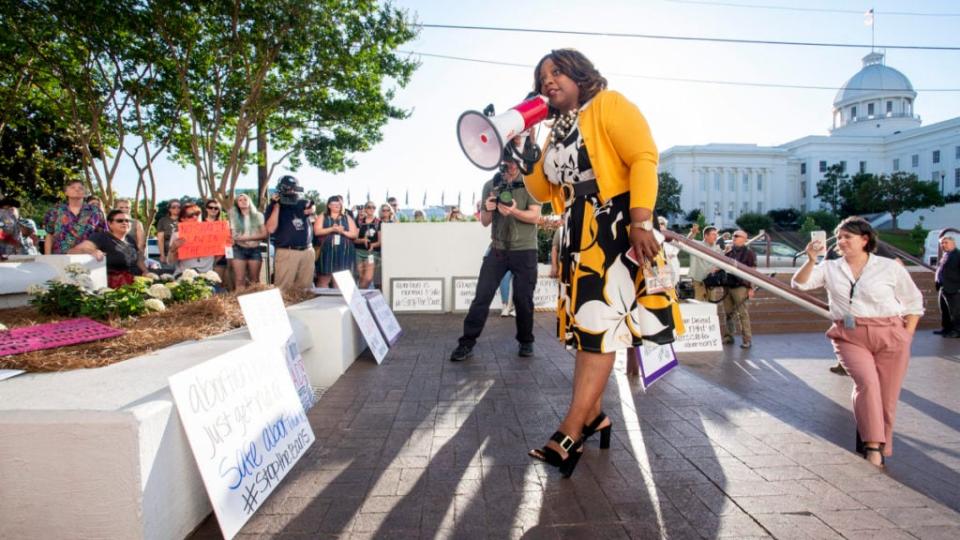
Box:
[879,230,924,256]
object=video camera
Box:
[276,175,304,206]
[491,171,525,206]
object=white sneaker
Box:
[509,306,516,317]
[500,305,511,317]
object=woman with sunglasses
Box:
[203,199,229,283]
[156,199,181,261]
[228,194,267,289]
[69,209,147,288]
[166,203,216,277]
[354,202,381,289]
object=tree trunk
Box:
[257,118,268,210]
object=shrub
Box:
[804,210,839,234]
[767,208,801,230]
[735,213,772,235]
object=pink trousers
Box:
[826,317,912,457]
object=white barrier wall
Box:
[0,254,107,308]
[0,295,364,540]
[381,221,497,312]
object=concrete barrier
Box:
[0,294,363,540]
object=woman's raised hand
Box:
[805,240,822,261]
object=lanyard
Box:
[846,255,869,306]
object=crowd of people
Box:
[0,177,417,293]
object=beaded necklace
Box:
[550,107,580,145]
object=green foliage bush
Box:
[803,210,839,234]
[735,213,772,235]
[169,278,214,304]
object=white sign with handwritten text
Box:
[672,302,723,352]
[391,278,443,312]
[237,288,314,410]
[362,290,403,345]
[169,342,315,540]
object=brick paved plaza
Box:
[192,313,960,539]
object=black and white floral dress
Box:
[545,116,677,353]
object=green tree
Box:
[735,212,772,235]
[804,210,839,234]
[5,0,174,229]
[766,208,802,230]
[151,0,418,208]
[815,162,848,215]
[655,172,683,219]
[799,216,818,235]
[862,172,944,230]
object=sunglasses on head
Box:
[184,212,201,218]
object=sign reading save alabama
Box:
[169,341,315,539]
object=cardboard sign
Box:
[237,289,314,411]
[672,302,723,352]
[0,318,124,357]
[169,342,315,540]
[452,276,503,312]
[533,276,560,310]
[362,290,403,346]
[636,342,679,390]
[177,220,232,259]
[333,271,390,364]
[391,278,443,312]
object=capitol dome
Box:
[830,52,920,136]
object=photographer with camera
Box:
[265,175,316,291]
[450,135,543,362]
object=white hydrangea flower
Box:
[63,263,90,276]
[144,298,166,312]
[202,270,221,284]
[181,268,199,281]
[26,284,47,295]
[147,283,172,299]
[144,272,160,281]
[160,273,175,282]
[0,322,7,332]
[76,275,96,291]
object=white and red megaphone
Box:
[457,95,549,170]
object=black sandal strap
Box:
[550,431,578,452]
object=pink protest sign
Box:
[0,318,125,357]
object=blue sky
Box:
[113,0,960,208]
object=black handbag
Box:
[702,270,727,288]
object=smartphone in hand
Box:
[811,230,827,257]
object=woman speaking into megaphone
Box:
[525,49,683,477]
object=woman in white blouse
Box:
[792,217,923,468]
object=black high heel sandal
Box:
[583,412,612,449]
[528,431,585,478]
[863,447,886,468]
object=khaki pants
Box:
[274,247,315,291]
[721,286,751,341]
[693,280,708,301]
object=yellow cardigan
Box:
[523,90,658,213]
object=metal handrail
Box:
[665,230,831,319]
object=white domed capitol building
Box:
[660,51,960,228]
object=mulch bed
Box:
[0,286,314,372]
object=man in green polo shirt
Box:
[450,151,542,361]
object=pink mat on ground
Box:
[0,318,125,356]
